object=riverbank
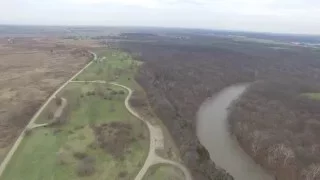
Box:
[135,69,234,180]
[228,80,320,180]
[197,84,272,180]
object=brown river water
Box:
[196,84,273,180]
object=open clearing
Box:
[0,36,101,162]
[1,47,187,180]
[75,49,141,88]
[1,49,151,180]
[77,50,181,162]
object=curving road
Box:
[0,52,97,178]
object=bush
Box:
[87,142,98,150]
[24,128,32,136]
[86,91,95,96]
[55,97,62,105]
[73,151,88,160]
[74,125,84,130]
[57,151,68,165]
[76,159,96,177]
[110,90,118,95]
[118,171,128,178]
[53,129,62,135]
[118,90,125,95]
[47,111,54,119]
[83,156,96,164]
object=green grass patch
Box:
[302,93,320,100]
[35,98,59,124]
[142,164,185,180]
[75,49,141,83]
[2,83,149,180]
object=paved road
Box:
[0,52,97,178]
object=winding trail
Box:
[71,81,192,179]
[28,97,67,129]
[110,82,192,180]
[0,50,191,180]
[0,52,97,178]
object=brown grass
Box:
[92,122,134,158]
[0,37,102,161]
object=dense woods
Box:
[230,80,320,180]
[117,34,320,180]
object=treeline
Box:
[229,79,320,180]
[118,37,320,180]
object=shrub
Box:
[55,97,62,105]
[53,129,62,135]
[73,151,88,160]
[24,128,32,136]
[118,171,128,178]
[76,159,96,177]
[138,133,145,139]
[57,151,68,165]
[110,90,117,95]
[103,94,110,100]
[74,125,84,130]
[83,156,96,164]
[86,91,95,96]
[118,90,125,95]
[47,111,54,119]
[88,142,98,150]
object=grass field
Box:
[142,164,185,180]
[1,49,149,180]
[302,93,320,100]
[76,50,141,88]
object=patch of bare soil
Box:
[92,122,135,158]
[0,37,101,161]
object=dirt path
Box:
[0,52,97,178]
[110,82,192,180]
[71,81,192,179]
[28,97,67,129]
[0,49,191,180]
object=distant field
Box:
[302,93,320,100]
[0,37,94,163]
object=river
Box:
[196,84,273,180]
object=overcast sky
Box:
[1,0,320,34]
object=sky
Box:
[0,0,320,34]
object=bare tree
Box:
[268,144,295,166]
[302,164,320,180]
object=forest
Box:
[117,33,320,180]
